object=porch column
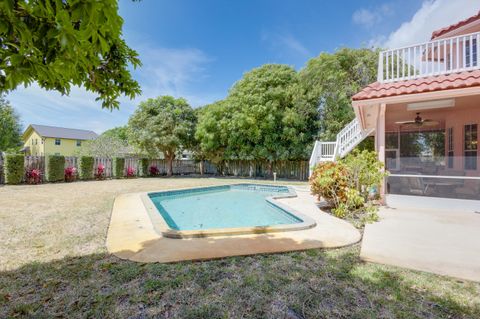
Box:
[375,103,386,202]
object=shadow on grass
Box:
[1,245,479,318]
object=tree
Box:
[101,126,128,143]
[195,100,230,163]
[128,96,196,176]
[225,64,317,166]
[296,48,378,140]
[75,135,130,158]
[0,95,22,152]
[0,0,141,109]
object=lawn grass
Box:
[1,177,479,318]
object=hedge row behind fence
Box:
[46,155,65,182]
[140,158,149,177]
[79,156,94,180]
[113,157,125,178]
[0,156,310,184]
[4,154,24,184]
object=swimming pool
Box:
[143,184,316,238]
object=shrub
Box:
[112,157,125,178]
[310,150,387,223]
[79,156,94,180]
[64,166,77,182]
[309,161,350,208]
[45,155,65,182]
[149,165,159,176]
[95,163,105,180]
[140,158,149,177]
[4,154,24,184]
[126,166,135,178]
[26,168,42,184]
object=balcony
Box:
[378,31,480,83]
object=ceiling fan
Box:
[395,112,439,127]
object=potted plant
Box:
[64,166,77,182]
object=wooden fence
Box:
[0,155,309,184]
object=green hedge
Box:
[45,155,65,182]
[112,157,125,178]
[79,156,94,180]
[140,158,149,177]
[4,154,24,184]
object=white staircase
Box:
[309,118,373,175]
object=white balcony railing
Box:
[378,31,480,83]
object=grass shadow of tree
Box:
[1,245,479,318]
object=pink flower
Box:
[149,165,159,176]
[127,166,135,177]
[26,168,42,184]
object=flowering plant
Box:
[95,163,105,180]
[64,166,77,182]
[26,168,42,184]
[149,165,159,176]
[126,166,135,178]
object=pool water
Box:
[148,184,302,231]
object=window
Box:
[76,140,82,147]
[465,38,477,68]
[55,138,61,145]
[464,124,477,170]
[447,127,454,168]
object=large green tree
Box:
[0,95,22,152]
[296,48,378,140]
[101,126,128,143]
[128,96,196,176]
[0,0,141,109]
[194,100,230,163]
[225,64,318,165]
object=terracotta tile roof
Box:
[352,70,480,101]
[431,11,480,39]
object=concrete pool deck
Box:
[106,185,361,263]
[361,195,480,282]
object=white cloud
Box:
[379,0,480,49]
[352,4,393,28]
[136,46,212,98]
[261,31,311,59]
[7,45,222,133]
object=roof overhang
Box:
[352,86,480,108]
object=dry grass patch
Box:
[0,177,479,318]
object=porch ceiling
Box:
[354,93,480,132]
[385,95,480,132]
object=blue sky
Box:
[7,0,480,133]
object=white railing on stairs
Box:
[309,118,373,175]
[336,119,363,158]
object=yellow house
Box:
[22,124,98,156]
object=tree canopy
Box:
[296,48,378,140]
[75,135,130,158]
[0,95,22,152]
[128,96,196,176]
[195,64,320,164]
[0,0,141,109]
[101,126,128,143]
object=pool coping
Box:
[140,184,317,239]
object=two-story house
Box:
[22,124,98,156]
[310,11,480,201]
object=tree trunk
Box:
[199,160,204,175]
[165,151,175,177]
